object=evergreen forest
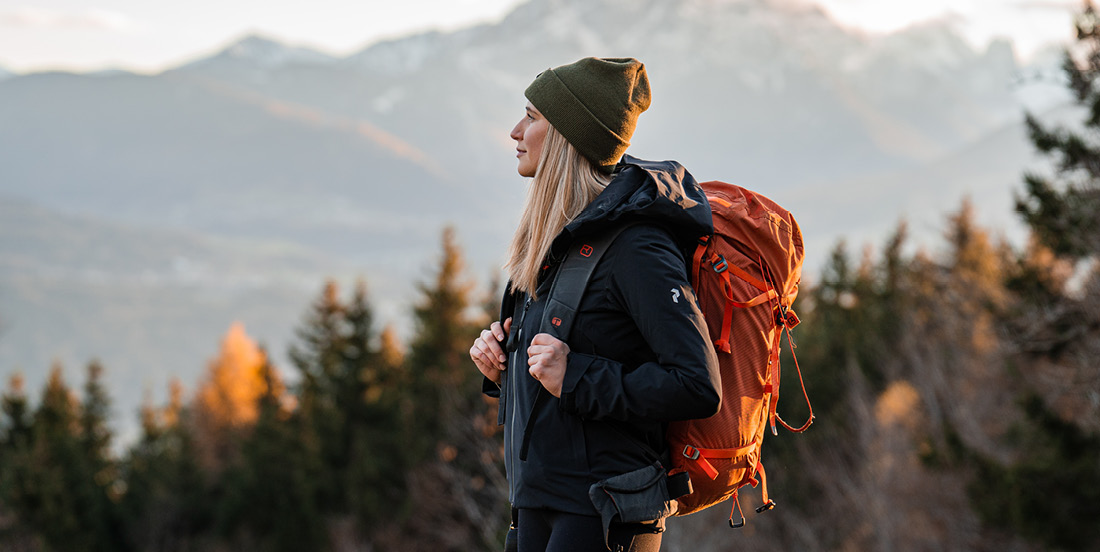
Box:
[3,6,1100,552]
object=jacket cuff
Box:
[559,352,596,413]
[482,376,501,398]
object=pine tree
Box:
[970,4,1100,549]
[120,380,210,551]
[404,227,480,453]
[345,319,408,530]
[5,363,130,552]
[22,365,84,549]
[0,374,31,451]
[0,373,36,548]
[289,280,347,512]
[288,278,408,536]
[76,361,126,550]
[1018,1,1100,258]
[219,352,324,552]
[388,227,508,552]
[795,241,872,413]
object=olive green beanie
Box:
[524,57,651,173]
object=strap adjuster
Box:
[711,255,728,273]
[682,445,701,461]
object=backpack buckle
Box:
[711,255,728,274]
[682,445,701,461]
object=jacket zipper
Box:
[507,296,532,504]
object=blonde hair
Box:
[505,124,612,297]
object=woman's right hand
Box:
[470,318,512,385]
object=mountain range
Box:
[0,0,1069,440]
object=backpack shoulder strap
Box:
[539,223,637,340]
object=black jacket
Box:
[486,156,722,515]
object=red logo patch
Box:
[552,317,562,327]
[579,244,594,257]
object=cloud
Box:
[0,7,142,31]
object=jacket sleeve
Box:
[558,225,721,422]
[482,378,501,398]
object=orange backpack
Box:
[669,180,811,526]
[539,179,812,528]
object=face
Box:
[510,102,549,178]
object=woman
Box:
[470,57,721,552]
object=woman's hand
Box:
[527,333,570,397]
[470,318,512,385]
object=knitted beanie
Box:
[524,57,651,173]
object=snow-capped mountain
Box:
[178,33,338,82]
[344,30,473,76]
[161,0,1027,188]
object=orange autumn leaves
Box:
[192,322,286,470]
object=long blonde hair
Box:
[505,124,612,297]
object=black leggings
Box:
[517,508,662,552]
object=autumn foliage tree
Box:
[191,322,273,473]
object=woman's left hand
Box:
[527,333,569,397]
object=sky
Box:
[0,0,1082,73]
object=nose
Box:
[510,118,524,142]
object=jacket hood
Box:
[552,155,713,257]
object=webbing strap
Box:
[767,325,782,435]
[681,445,719,479]
[692,237,709,285]
[540,224,635,339]
[756,461,770,508]
[724,259,769,293]
[715,277,734,354]
[727,290,777,309]
[696,443,758,459]
[681,442,756,481]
